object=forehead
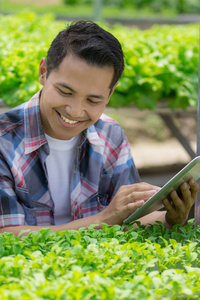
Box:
[50,54,114,91]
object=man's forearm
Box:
[0,210,173,237]
[0,213,103,236]
[132,210,172,229]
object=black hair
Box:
[46,20,124,89]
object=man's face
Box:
[39,54,116,140]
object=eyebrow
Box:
[57,82,106,100]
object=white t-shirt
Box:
[45,134,80,225]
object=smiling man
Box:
[0,21,198,235]
[39,54,114,140]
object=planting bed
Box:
[0,220,200,299]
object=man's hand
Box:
[98,182,160,226]
[163,178,199,226]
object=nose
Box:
[65,99,85,118]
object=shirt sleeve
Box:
[0,153,26,228]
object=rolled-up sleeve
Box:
[0,154,26,228]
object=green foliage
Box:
[1,0,199,15]
[0,12,64,107]
[63,0,200,14]
[0,220,200,298]
[131,0,200,14]
[63,0,90,5]
[0,12,199,110]
[109,23,199,110]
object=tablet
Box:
[123,156,200,224]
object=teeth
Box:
[60,115,79,124]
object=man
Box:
[0,21,198,235]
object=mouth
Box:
[60,114,79,124]
[57,111,80,125]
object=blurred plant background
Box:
[1,0,200,19]
[0,10,198,110]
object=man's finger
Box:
[188,178,199,202]
[124,190,158,205]
[126,200,145,212]
[179,182,192,209]
[118,183,160,196]
[170,190,185,212]
[163,197,177,213]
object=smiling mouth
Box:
[59,113,79,124]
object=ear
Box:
[39,58,47,85]
[110,82,118,97]
[106,82,118,104]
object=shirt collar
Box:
[86,123,104,147]
[24,90,47,154]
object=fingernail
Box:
[182,182,189,189]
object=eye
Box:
[57,88,72,96]
[87,98,101,105]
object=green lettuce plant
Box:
[1,220,200,299]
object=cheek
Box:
[43,92,60,112]
[88,108,105,122]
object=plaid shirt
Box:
[0,91,140,228]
